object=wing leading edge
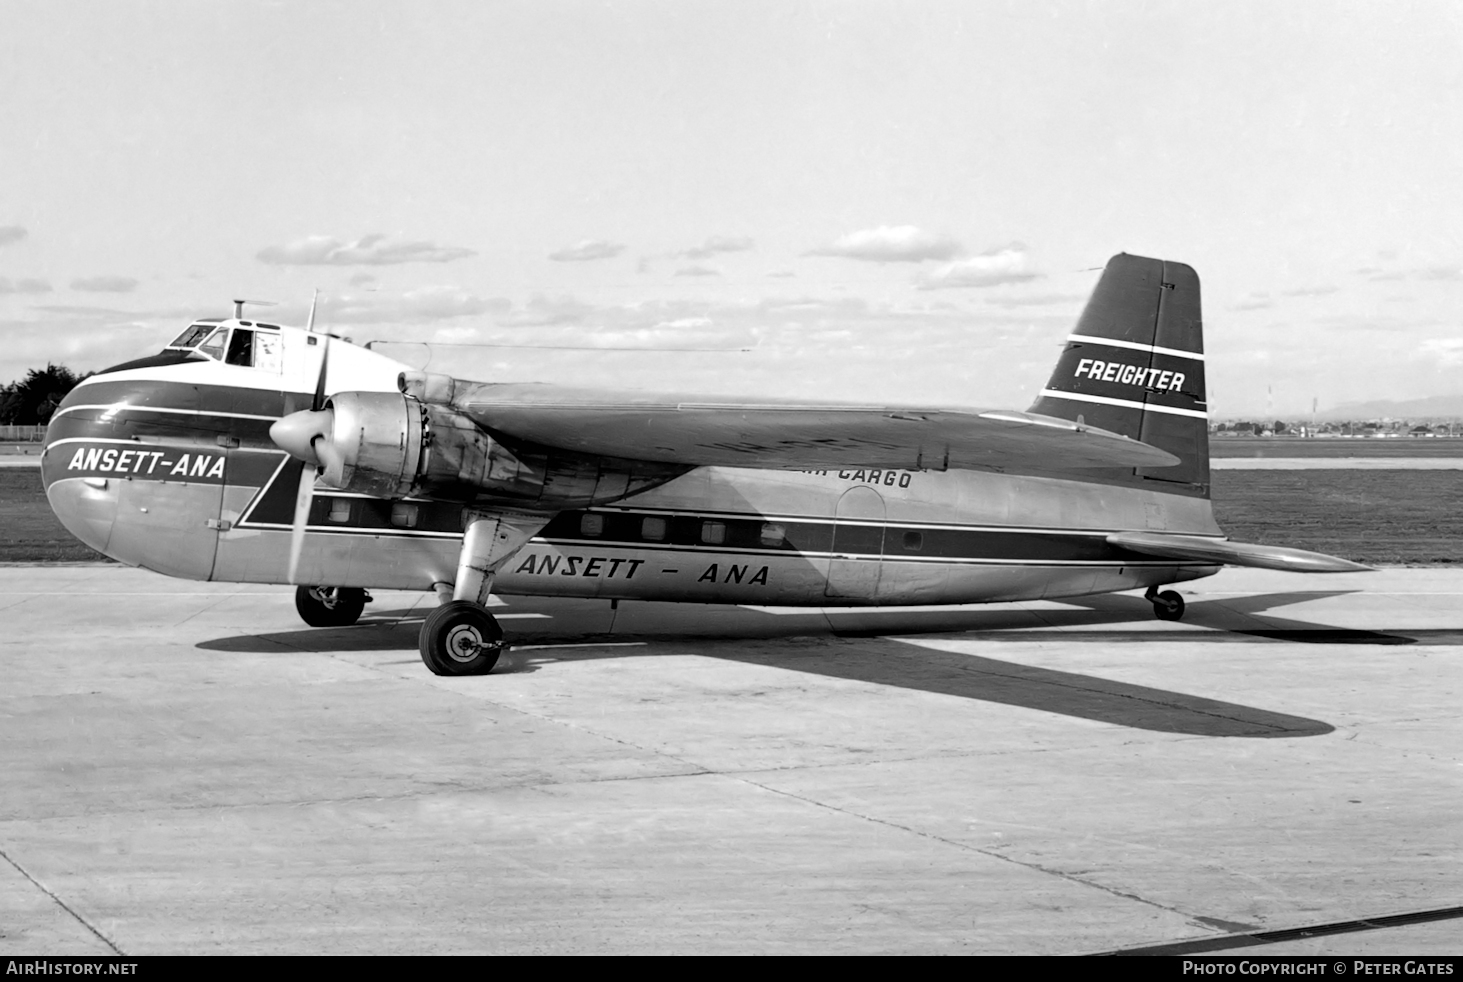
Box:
[445,383,1179,472]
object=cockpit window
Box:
[226,328,254,366]
[197,327,228,361]
[169,324,215,349]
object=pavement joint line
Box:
[0,841,124,955]
[3,764,728,824]
[1097,903,1463,956]
[728,773,1212,927]
[170,595,234,627]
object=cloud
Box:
[1420,338,1463,366]
[70,276,139,293]
[680,235,754,259]
[806,225,961,263]
[916,244,1041,290]
[1282,285,1339,297]
[324,286,509,324]
[0,226,26,247]
[497,295,596,327]
[0,277,51,294]
[548,239,626,262]
[674,265,720,277]
[348,273,376,286]
[986,292,1084,308]
[766,269,796,279]
[1416,265,1463,281]
[256,234,477,266]
[653,317,714,330]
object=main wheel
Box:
[419,600,504,676]
[295,586,367,627]
[1152,589,1186,621]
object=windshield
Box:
[168,323,216,349]
[196,327,228,361]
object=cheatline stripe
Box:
[1038,389,1209,420]
[1067,334,1205,361]
[52,404,281,422]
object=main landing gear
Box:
[295,586,371,627]
[417,510,550,678]
[1145,584,1186,621]
[419,601,505,676]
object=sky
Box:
[2,0,1462,416]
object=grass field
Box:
[0,470,111,562]
[1210,437,1463,458]
[3,467,1460,567]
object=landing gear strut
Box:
[417,510,550,677]
[295,586,370,627]
[1145,584,1185,621]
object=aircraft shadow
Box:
[187,592,1419,738]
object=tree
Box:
[0,364,87,425]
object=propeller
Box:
[269,303,335,585]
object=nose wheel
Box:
[1145,585,1186,621]
[295,585,370,627]
[419,601,504,676]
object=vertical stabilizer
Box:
[1029,254,1209,494]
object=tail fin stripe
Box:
[1038,389,1209,419]
[1066,334,1205,362]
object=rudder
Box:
[1029,253,1209,494]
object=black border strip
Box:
[1103,904,1463,955]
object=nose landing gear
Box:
[1145,584,1186,621]
[295,585,371,627]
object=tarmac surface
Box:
[2,565,1460,955]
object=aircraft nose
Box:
[44,472,118,556]
[269,409,333,466]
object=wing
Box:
[1107,531,1372,573]
[448,382,1179,471]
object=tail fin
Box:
[1029,253,1209,495]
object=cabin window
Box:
[226,329,255,366]
[700,521,726,545]
[328,499,353,523]
[390,503,419,528]
[641,516,667,541]
[759,523,785,546]
[902,530,924,552]
[254,331,282,372]
[580,513,604,536]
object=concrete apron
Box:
[0,565,1460,955]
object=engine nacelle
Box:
[315,391,686,507]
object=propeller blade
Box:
[312,334,331,411]
[286,460,316,585]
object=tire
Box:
[419,600,503,676]
[295,585,367,627]
[1152,590,1186,621]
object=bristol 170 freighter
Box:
[42,254,1366,675]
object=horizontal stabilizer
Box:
[1106,531,1373,573]
[450,383,1181,471]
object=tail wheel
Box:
[1152,590,1186,621]
[295,586,368,627]
[419,601,503,676]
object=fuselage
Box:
[42,323,1222,606]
